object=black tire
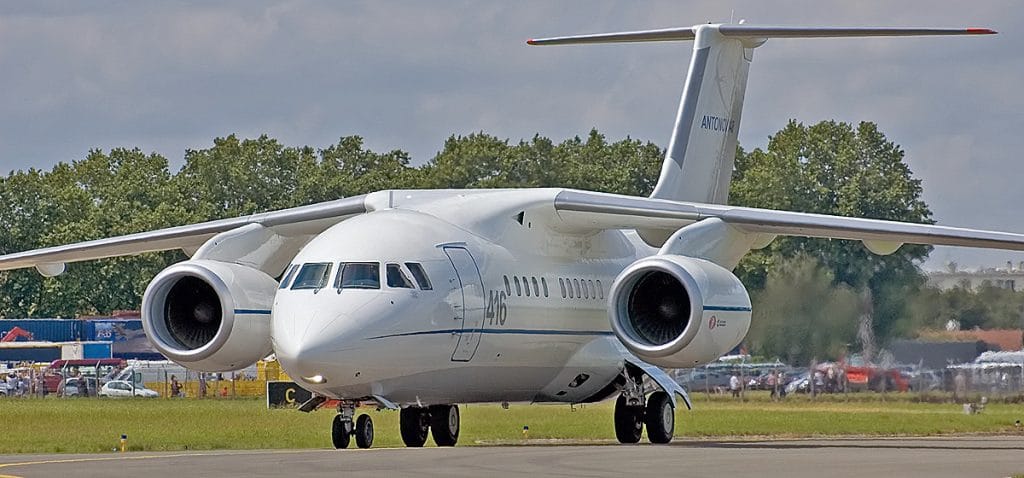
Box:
[429,404,460,447]
[355,414,374,449]
[400,407,430,447]
[614,394,643,444]
[331,414,351,449]
[644,391,674,444]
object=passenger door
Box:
[443,246,485,362]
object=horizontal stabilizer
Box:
[527,25,995,45]
[529,23,996,218]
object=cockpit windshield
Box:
[405,262,432,290]
[386,263,415,288]
[335,262,381,289]
[291,263,332,290]
[278,264,299,289]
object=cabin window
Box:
[514,276,522,296]
[405,262,433,290]
[386,263,415,288]
[567,279,574,298]
[278,264,299,289]
[335,262,380,289]
[523,276,531,296]
[531,277,540,297]
[541,278,549,297]
[291,263,332,290]
[596,280,604,299]
[582,279,589,299]
[588,280,596,299]
[503,276,512,296]
[573,279,581,298]
[559,278,567,298]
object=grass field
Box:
[1,392,1022,453]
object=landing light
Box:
[302,374,327,384]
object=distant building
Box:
[889,339,990,369]
[927,261,1024,291]
[918,329,1024,352]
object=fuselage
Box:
[272,189,658,405]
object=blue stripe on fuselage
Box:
[234,309,273,315]
[367,329,615,340]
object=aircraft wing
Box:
[0,195,368,273]
[552,190,1024,251]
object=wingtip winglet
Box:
[966,27,997,35]
[526,38,537,45]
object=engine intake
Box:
[609,255,751,368]
[141,260,278,372]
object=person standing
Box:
[729,374,741,398]
[953,371,967,403]
[170,375,182,398]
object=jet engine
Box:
[141,259,278,372]
[608,255,751,368]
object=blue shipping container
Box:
[86,319,162,360]
[0,346,61,363]
[82,342,112,359]
[0,319,82,342]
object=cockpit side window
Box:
[386,263,415,289]
[335,262,381,289]
[405,262,433,290]
[278,264,299,289]
[291,263,332,290]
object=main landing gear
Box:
[331,402,461,449]
[614,369,675,444]
[399,404,460,447]
[332,402,375,449]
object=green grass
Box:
[1,393,1022,453]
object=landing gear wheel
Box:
[429,404,460,447]
[644,391,674,444]
[331,414,351,449]
[400,407,430,447]
[354,414,374,449]
[614,394,643,444]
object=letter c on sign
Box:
[285,388,295,404]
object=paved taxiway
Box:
[1,437,1021,478]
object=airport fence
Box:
[0,359,288,399]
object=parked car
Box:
[43,358,126,394]
[58,377,99,397]
[677,370,734,393]
[98,380,159,398]
[905,370,944,392]
[784,372,811,394]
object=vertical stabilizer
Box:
[651,25,754,205]
[529,23,994,242]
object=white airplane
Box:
[0,23,1017,449]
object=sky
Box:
[1,0,1022,270]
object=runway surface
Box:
[1,437,1022,478]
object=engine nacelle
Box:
[609,255,751,368]
[141,259,278,372]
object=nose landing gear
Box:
[331,402,374,449]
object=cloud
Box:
[1,0,1022,268]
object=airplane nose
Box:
[272,292,395,393]
[273,311,363,387]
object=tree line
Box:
[0,122,1017,363]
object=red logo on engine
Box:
[708,315,718,329]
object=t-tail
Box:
[529,23,995,235]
